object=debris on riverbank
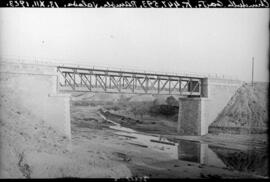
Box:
[71,92,180,135]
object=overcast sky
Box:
[0,9,269,82]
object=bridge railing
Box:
[0,56,239,81]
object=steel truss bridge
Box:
[57,66,206,96]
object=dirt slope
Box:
[209,82,268,134]
[0,88,131,178]
[0,92,69,178]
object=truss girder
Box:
[57,66,204,96]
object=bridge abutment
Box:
[0,61,71,140]
[178,78,243,136]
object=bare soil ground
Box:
[0,84,268,178]
[209,82,268,134]
[0,89,131,178]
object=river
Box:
[98,110,268,177]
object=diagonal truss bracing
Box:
[57,66,205,96]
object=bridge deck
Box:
[57,66,205,96]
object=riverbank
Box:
[97,110,268,177]
[101,108,268,149]
[1,90,267,178]
[69,92,269,178]
[99,108,178,135]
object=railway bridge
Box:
[0,61,242,139]
[57,66,207,97]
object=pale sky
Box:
[0,9,269,82]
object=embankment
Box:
[209,82,268,134]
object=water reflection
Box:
[208,145,268,177]
[114,131,179,159]
[100,111,268,177]
[113,130,268,177]
[177,140,268,176]
[178,140,226,167]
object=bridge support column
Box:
[177,98,210,136]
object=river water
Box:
[98,111,268,177]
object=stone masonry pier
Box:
[177,78,243,136]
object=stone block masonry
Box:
[178,98,209,136]
[178,77,243,136]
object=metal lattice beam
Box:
[57,66,205,96]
